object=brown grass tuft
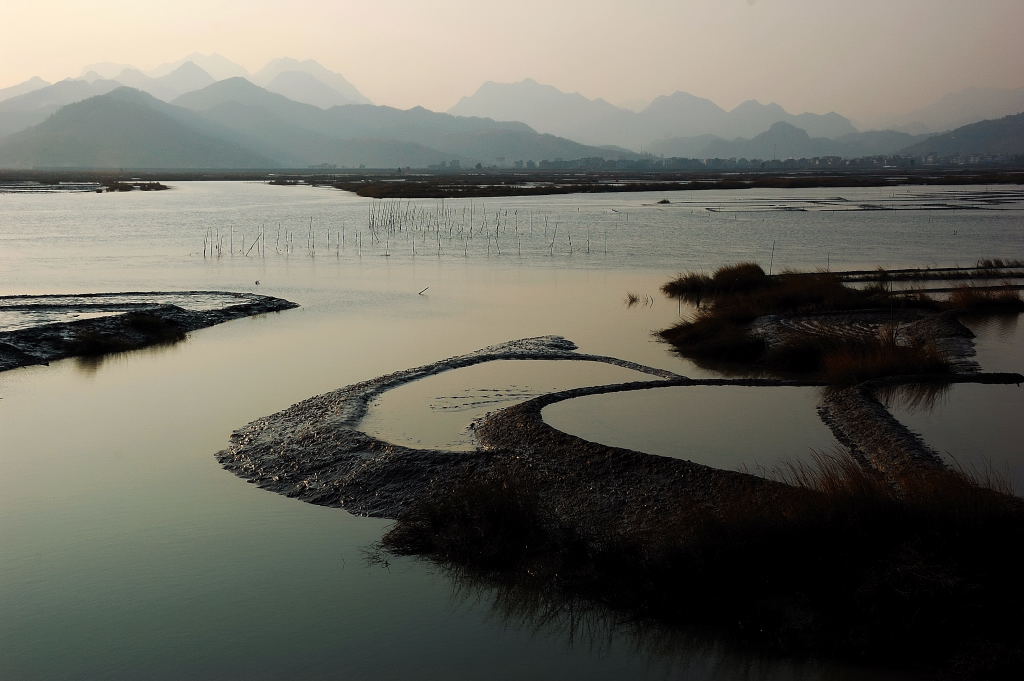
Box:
[947,285,1024,312]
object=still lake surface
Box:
[1,182,1021,680]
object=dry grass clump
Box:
[657,268,941,380]
[661,262,772,303]
[383,453,1024,678]
[762,327,950,383]
[658,309,767,363]
[820,338,949,383]
[652,264,1016,381]
[947,285,1024,312]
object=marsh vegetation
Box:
[657,263,1022,381]
[384,452,1024,679]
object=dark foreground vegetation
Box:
[384,453,1024,679]
[657,262,1023,381]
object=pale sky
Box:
[2,0,1021,122]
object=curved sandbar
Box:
[217,331,1023,523]
[0,291,298,372]
[216,336,813,521]
[216,336,689,518]
[819,373,1024,480]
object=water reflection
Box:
[72,338,187,375]
[442,566,915,681]
[885,383,1024,495]
[544,386,838,472]
[963,311,1020,339]
[962,312,1023,374]
[875,382,952,413]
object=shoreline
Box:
[214,325,1021,521]
[0,291,298,372]
[2,169,1023,199]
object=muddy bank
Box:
[0,291,298,372]
[819,373,1024,480]
[216,328,1022,520]
[216,336,698,518]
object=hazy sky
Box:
[3,0,1021,122]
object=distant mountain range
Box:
[0,55,378,147]
[0,76,50,103]
[147,53,249,81]
[0,55,1020,168]
[0,80,636,169]
[0,88,275,168]
[448,79,858,150]
[0,78,122,137]
[863,86,1024,134]
[900,112,1024,157]
[253,58,370,106]
[649,123,930,160]
[50,54,372,110]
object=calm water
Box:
[544,386,839,474]
[2,182,1021,680]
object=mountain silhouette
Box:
[0,87,277,168]
[900,112,1024,156]
[650,123,928,159]
[450,79,858,149]
[255,58,371,105]
[0,78,121,137]
[171,78,630,167]
[0,76,50,104]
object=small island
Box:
[0,291,298,372]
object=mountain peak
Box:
[172,77,321,116]
[263,70,363,108]
[80,62,133,80]
[0,76,52,104]
[732,99,786,115]
[184,77,268,98]
[150,53,249,81]
[254,58,370,105]
[115,67,148,79]
[104,86,160,104]
[168,61,210,77]
[0,85,277,169]
[763,120,807,136]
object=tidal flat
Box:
[1,181,1022,680]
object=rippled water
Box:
[362,360,655,451]
[1,181,1021,680]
